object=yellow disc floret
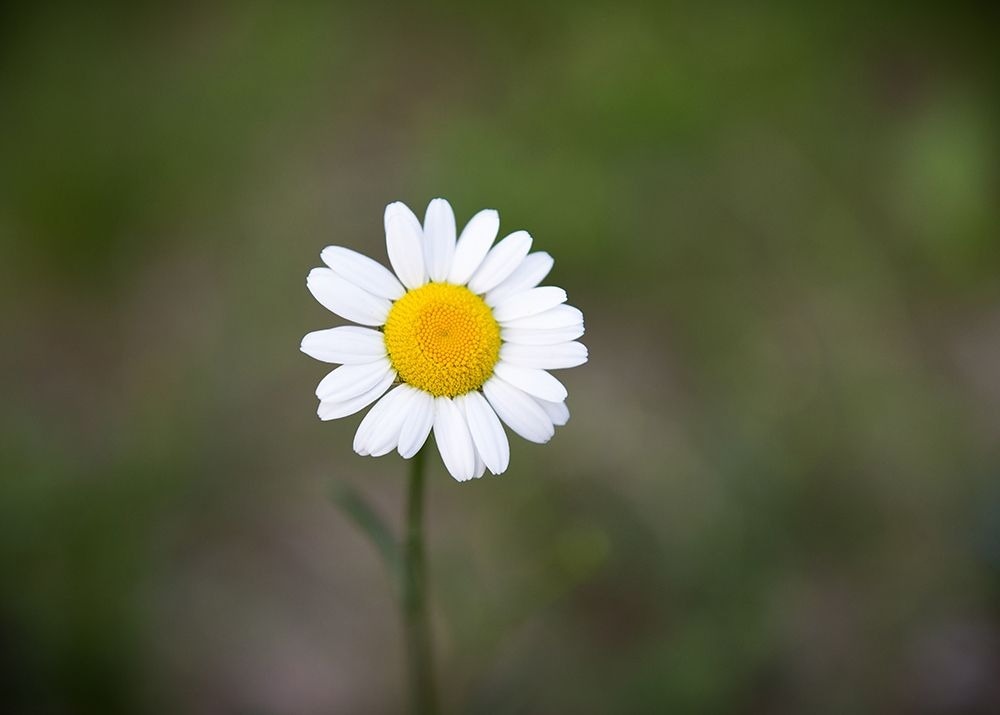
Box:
[384,283,501,397]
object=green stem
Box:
[403,447,438,715]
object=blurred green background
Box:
[2,2,998,713]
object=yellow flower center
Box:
[383,283,501,397]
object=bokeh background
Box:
[2,2,999,713]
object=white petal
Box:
[482,376,554,444]
[321,246,405,300]
[422,198,456,282]
[502,305,583,331]
[499,341,588,370]
[433,397,477,482]
[384,201,427,289]
[534,397,570,426]
[307,268,392,326]
[493,362,567,402]
[398,388,435,458]
[354,385,408,456]
[316,358,393,401]
[366,386,420,457]
[317,369,396,421]
[448,209,500,285]
[472,450,487,480]
[492,287,567,323]
[500,325,585,346]
[466,230,532,294]
[485,252,554,306]
[457,392,510,475]
[301,326,387,364]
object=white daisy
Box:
[301,198,587,482]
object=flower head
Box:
[302,199,587,481]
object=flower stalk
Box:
[402,446,438,715]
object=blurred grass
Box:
[1,2,999,714]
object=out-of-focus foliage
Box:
[1,2,998,713]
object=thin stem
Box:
[403,446,438,715]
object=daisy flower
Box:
[301,198,587,482]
